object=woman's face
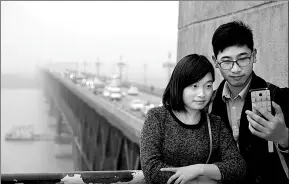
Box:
[182,73,214,112]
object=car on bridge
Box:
[70,73,85,84]
[129,99,147,111]
[127,86,139,95]
[86,78,105,94]
[102,88,110,97]
[85,78,94,90]
[109,86,122,101]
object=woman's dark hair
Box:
[162,54,215,112]
[212,20,254,57]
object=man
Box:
[209,21,289,184]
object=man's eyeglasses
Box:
[217,53,253,70]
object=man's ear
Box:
[212,55,219,68]
[253,49,257,63]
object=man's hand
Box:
[245,101,288,148]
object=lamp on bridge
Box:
[162,52,175,83]
[95,57,102,78]
[116,55,126,82]
[83,60,87,73]
[143,63,148,86]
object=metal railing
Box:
[1,170,145,184]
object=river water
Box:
[1,88,74,173]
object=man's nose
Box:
[231,62,242,73]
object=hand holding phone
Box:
[250,88,272,116]
[250,88,274,152]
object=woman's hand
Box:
[178,176,218,184]
[160,165,203,184]
[194,176,218,184]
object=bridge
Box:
[45,67,162,171]
[1,67,162,184]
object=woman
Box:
[140,54,246,184]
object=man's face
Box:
[213,45,256,88]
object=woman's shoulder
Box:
[146,106,170,122]
[147,105,168,116]
[144,106,169,130]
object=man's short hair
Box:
[162,54,215,112]
[212,20,254,57]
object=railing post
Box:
[56,109,63,137]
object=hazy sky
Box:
[1,1,179,87]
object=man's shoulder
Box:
[211,83,224,104]
[251,72,288,91]
[244,74,288,102]
[266,81,289,111]
[206,83,225,113]
[266,81,289,94]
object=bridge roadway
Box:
[57,69,162,120]
[81,85,162,120]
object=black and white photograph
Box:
[1,1,288,184]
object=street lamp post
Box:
[116,55,125,82]
[95,57,101,77]
[143,63,147,86]
[162,52,175,82]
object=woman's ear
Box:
[212,55,219,68]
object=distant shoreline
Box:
[1,73,41,89]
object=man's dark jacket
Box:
[210,72,289,184]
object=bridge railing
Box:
[1,170,145,184]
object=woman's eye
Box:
[192,85,198,88]
[207,84,212,88]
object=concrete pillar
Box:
[178,1,288,88]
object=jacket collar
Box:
[221,76,252,102]
[248,71,268,89]
[216,71,268,98]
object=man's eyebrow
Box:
[237,52,250,57]
[220,52,250,59]
[220,56,232,60]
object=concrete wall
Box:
[177,1,288,88]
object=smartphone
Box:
[250,88,274,152]
[250,88,272,116]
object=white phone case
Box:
[250,88,273,152]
